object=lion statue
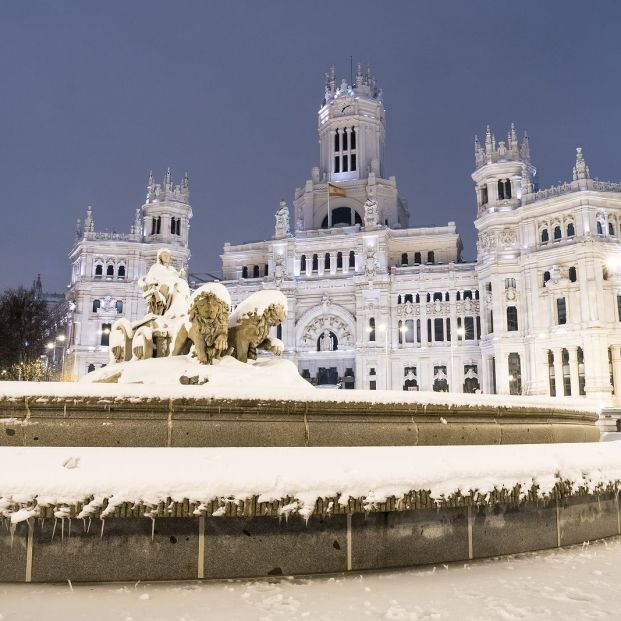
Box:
[171,283,230,364]
[228,290,287,363]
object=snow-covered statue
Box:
[274,254,286,287]
[228,290,287,363]
[274,199,290,239]
[171,284,231,364]
[138,248,189,317]
[364,185,379,229]
[109,318,133,363]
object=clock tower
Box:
[319,64,385,182]
[293,65,407,231]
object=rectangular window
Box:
[617,295,621,321]
[427,318,432,343]
[557,298,567,325]
[100,323,111,347]
[350,128,356,149]
[342,131,348,151]
[405,319,414,343]
[488,310,494,334]
[507,306,518,331]
[350,154,356,171]
[369,380,376,390]
[416,319,421,343]
[505,278,516,289]
[464,316,475,340]
[334,156,340,173]
[434,318,444,342]
[476,316,481,339]
[342,155,348,172]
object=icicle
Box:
[87,517,91,534]
[100,518,105,538]
[52,518,58,541]
[67,579,73,592]
[151,517,155,542]
[9,522,15,549]
[61,517,64,541]
[68,518,72,538]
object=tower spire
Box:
[572,146,590,181]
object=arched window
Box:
[264,263,269,276]
[578,348,586,395]
[312,254,318,272]
[368,317,376,342]
[541,229,549,243]
[151,216,161,235]
[414,252,422,264]
[569,266,577,282]
[427,251,435,264]
[349,250,355,269]
[562,349,571,396]
[401,253,408,266]
[175,218,181,235]
[567,222,575,237]
[498,179,512,200]
[324,253,330,270]
[397,295,402,305]
[337,252,343,269]
[543,271,551,286]
[597,220,604,235]
[610,222,615,236]
[404,294,413,304]
[117,265,126,279]
[475,290,479,300]
[300,255,307,272]
[603,266,609,281]
[506,306,518,331]
[106,264,114,277]
[242,266,248,278]
[508,352,521,395]
[94,263,103,278]
[321,207,362,228]
[398,320,403,344]
[433,292,442,301]
[253,265,260,278]
[170,217,177,234]
[553,226,562,240]
[426,293,431,303]
[456,291,461,301]
[445,292,450,302]
[463,290,472,300]
[92,299,101,313]
[548,350,556,396]
[115,300,123,314]
[415,294,420,303]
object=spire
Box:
[355,62,363,88]
[182,171,189,189]
[84,206,94,233]
[75,217,82,241]
[572,146,590,181]
[509,123,518,153]
[164,167,172,190]
[520,131,530,162]
[484,125,492,155]
[147,170,154,188]
[133,208,142,237]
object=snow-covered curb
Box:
[0,443,620,524]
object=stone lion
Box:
[228,291,287,363]
[171,283,230,364]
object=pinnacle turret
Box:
[475,123,531,169]
[572,147,591,181]
[322,62,381,105]
[145,168,190,204]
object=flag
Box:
[328,183,346,198]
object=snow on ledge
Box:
[0,356,601,414]
[0,443,620,524]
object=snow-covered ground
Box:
[0,536,619,620]
[1,443,621,522]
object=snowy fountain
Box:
[0,253,616,583]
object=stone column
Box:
[330,252,337,275]
[568,346,580,397]
[553,348,564,397]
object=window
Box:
[485,282,492,293]
[541,229,549,243]
[403,367,418,391]
[476,316,481,339]
[445,292,450,302]
[498,178,512,200]
[578,348,586,395]
[117,265,126,279]
[151,216,161,235]
[553,226,562,240]
[369,381,376,390]
[507,306,518,331]
[610,222,616,236]
[543,271,551,286]
[368,318,376,342]
[415,294,420,303]
[562,349,571,396]
[463,290,473,300]
[434,318,444,341]
[405,319,414,343]
[508,352,522,395]
[464,316,475,340]
[548,350,556,396]
[401,253,408,266]
[433,365,449,392]
[569,266,577,282]
[456,291,461,301]
[265,263,269,276]
[463,364,480,393]
[427,251,435,264]
[480,186,488,206]
[94,263,103,278]
[276,324,282,340]
[100,323,111,347]
[300,255,307,272]
[312,254,318,272]
[433,292,442,302]
[253,265,260,278]
[505,278,516,290]
[603,266,609,281]
[337,252,343,269]
[106,264,114,277]
[557,297,567,325]
[414,252,421,264]
[333,127,357,174]
[404,294,413,304]
[171,217,177,234]
[597,220,604,235]
[115,300,123,314]
[87,363,95,373]
[427,318,432,343]
[242,266,248,278]
[488,310,494,334]
[397,295,402,305]
[349,251,355,269]
[475,290,479,300]
[92,299,101,313]
[324,253,330,270]
[567,222,575,237]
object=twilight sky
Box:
[2,0,621,293]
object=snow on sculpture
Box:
[105,254,286,376]
[171,284,231,364]
[228,290,287,363]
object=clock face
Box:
[340,104,352,115]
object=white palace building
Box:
[64,66,621,426]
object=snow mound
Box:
[80,354,313,392]
[230,290,287,327]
